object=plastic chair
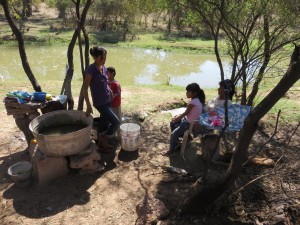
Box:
[180,120,200,159]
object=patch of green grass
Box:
[253,95,300,123]
[118,32,221,54]
[1,78,298,124]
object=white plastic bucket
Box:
[120,123,140,151]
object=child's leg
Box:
[169,119,190,152]
[170,120,180,132]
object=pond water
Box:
[0,45,232,88]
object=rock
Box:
[69,143,101,169]
[32,148,69,184]
[79,161,105,175]
[136,194,169,224]
[138,111,149,122]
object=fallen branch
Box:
[243,109,281,167]
[275,121,300,168]
[232,173,272,196]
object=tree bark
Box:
[61,0,92,110]
[22,0,32,18]
[247,14,271,106]
[0,0,41,92]
[77,27,90,111]
[181,45,300,215]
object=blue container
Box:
[32,92,47,101]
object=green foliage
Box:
[46,0,72,18]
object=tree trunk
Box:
[0,0,41,92]
[22,0,32,18]
[61,0,92,110]
[122,19,128,42]
[180,45,300,215]
[77,27,90,111]
[247,14,271,106]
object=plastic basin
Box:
[8,161,32,184]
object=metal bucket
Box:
[8,161,32,186]
[29,110,93,156]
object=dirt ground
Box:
[0,3,299,225]
[0,100,299,225]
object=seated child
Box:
[204,79,235,114]
[162,83,205,157]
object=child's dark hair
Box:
[107,67,116,76]
[186,83,206,104]
[219,79,235,100]
[90,46,107,58]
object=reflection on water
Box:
[0,45,231,88]
[171,60,230,88]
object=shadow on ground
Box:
[0,146,114,219]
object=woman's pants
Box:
[95,103,120,136]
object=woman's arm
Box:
[83,74,93,116]
[108,85,114,101]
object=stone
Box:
[32,148,69,184]
[69,148,101,169]
[79,161,105,175]
[138,111,149,122]
[136,194,169,224]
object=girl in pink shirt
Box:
[162,83,205,157]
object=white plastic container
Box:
[120,123,140,151]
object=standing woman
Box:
[83,46,120,152]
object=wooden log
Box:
[15,116,34,146]
[6,108,37,115]
[248,157,275,167]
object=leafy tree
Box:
[176,0,300,214]
[0,0,41,92]
[46,0,72,18]
[181,45,300,214]
[181,0,300,105]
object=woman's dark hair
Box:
[107,67,116,76]
[90,46,107,58]
[186,83,206,105]
[219,79,235,100]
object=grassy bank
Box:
[1,79,299,123]
[0,79,215,113]
[0,11,219,55]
